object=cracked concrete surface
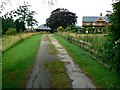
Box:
[26,34,96,89]
[49,34,96,88]
[26,34,57,88]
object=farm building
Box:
[35,24,52,32]
[82,13,110,33]
[82,14,110,27]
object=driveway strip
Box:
[49,34,96,88]
[26,34,57,88]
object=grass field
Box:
[3,34,42,88]
[54,34,120,88]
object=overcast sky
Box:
[1,0,113,26]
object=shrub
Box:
[104,1,120,74]
[5,28,17,35]
[57,26,64,32]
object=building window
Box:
[93,23,95,25]
[96,22,103,26]
[86,23,90,25]
[98,22,102,25]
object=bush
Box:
[104,1,120,74]
[5,28,17,35]
[57,26,64,32]
[65,25,77,33]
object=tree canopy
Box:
[46,8,78,32]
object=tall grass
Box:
[61,32,107,52]
[76,34,106,51]
[2,32,38,52]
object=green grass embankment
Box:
[3,34,42,88]
[54,34,119,88]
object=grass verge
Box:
[47,34,57,54]
[3,34,42,88]
[54,34,120,88]
[46,60,71,88]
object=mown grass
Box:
[3,34,42,88]
[46,60,71,88]
[54,34,120,88]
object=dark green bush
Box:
[104,1,120,75]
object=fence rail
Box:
[56,33,110,69]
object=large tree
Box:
[46,8,78,32]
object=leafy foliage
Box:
[57,26,64,32]
[46,8,78,32]
[26,11,38,30]
[65,25,79,33]
[2,1,38,34]
[54,34,119,88]
[2,18,15,34]
[15,19,25,32]
[104,1,120,74]
[5,28,17,35]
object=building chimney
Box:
[100,13,102,17]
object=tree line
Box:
[1,1,38,35]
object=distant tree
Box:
[15,2,38,31]
[2,1,38,33]
[26,11,38,31]
[46,8,78,32]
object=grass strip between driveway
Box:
[54,34,120,88]
[46,34,57,54]
[46,60,71,88]
[3,34,42,88]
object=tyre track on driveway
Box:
[26,34,57,88]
